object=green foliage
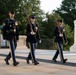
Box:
[53,0,75,50]
[15,0,43,35]
[40,13,62,38]
[0,0,21,24]
[37,39,56,50]
[0,0,74,50]
[39,13,74,50]
[0,0,43,35]
[63,24,74,50]
[54,0,76,29]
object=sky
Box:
[40,0,63,13]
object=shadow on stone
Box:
[0,54,76,67]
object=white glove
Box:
[39,40,41,43]
[59,34,63,37]
[63,29,65,32]
[36,27,38,30]
[30,31,36,35]
[15,22,18,26]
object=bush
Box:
[37,38,73,51]
[37,39,56,50]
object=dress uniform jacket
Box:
[54,26,67,43]
[4,18,19,41]
[26,23,40,43]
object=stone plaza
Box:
[0,48,76,75]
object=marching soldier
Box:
[26,15,41,65]
[52,20,67,63]
[4,11,19,66]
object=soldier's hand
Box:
[59,34,63,37]
[15,22,18,26]
[39,40,41,43]
[14,29,16,32]
[30,31,36,35]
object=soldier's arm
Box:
[54,27,59,37]
[26,24,31,36]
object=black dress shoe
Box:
[34,61,39,65]
[4,59,9,65]
[13,62,19,66]
[63,59,67,63]
[26,58,29,64]
[52,59,57,62]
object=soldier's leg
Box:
[5,41,17,61]
[29,42,39,65]
[5,52,11,60]
[52,50,59,60]
[4,41,11,65]
[26,43,37,64]
[27,43,36,60]
[14,40,17,49]
[52,43,59,62]
[29,42,36,63]
[58,42,64,61]
[9,40,16,63]
[9,40,19,66]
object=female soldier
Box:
[26,15,41,65]
[52,20,67,63]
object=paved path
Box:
[0,48,76,75]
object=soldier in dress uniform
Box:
[52,20,68,63]
[4,11,19,66]
[26,15,41,65]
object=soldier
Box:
[4,11,19,66]
[52,20,67,63]
[26,15,41,65]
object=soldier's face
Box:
[9,13,14,18]
[30,18,35,23]
[59,22,63,25]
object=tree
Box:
[0,0,43,35]
[16,0,43,34]
[0,0,21,24]
[63,24,74,50]
[40,13,73,50]
[54,0,76,29]
[40,13,62,38]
